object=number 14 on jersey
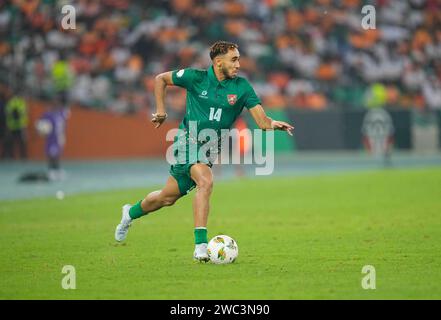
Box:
[209,107,222,122]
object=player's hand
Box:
[151,113,168,128]
[271,120,294,136]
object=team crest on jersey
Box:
[227,94,237,105]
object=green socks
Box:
[194,227,208,244]
[129,200,146,219]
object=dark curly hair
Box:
[209,41,239,60]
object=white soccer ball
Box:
[207,235,239,264]
[35,119,52,135]
[56,190,65,200]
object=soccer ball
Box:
[207,235,239,264]
[35,119,52,135]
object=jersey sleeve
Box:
[243,80,261,110]
[172,68,196,90]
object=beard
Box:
[222,66,237,79]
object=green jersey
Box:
[171,66,261,164]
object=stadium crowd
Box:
[0,0,440,120]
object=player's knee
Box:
[196,177,213,194]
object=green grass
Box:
[1,167,441,299]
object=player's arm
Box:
[249,104,294,136]
[152,71,174,128]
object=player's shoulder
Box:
[176,68,207,81]
[192,68,208,79]
[178,67,206,75]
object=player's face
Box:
[219,48,240,79]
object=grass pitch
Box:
[1,167,440,299]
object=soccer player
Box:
[115,41,294,261]
[35,98,69,181]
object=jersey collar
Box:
[208,65,229,87]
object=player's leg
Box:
[115,176,182,242]
[191,163,213,227]
[136,176,182,215]
[190,163,214,261]
[47,155,61,181]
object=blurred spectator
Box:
[51,56,74,98]
[364,83,388,109]
[402,62,425,92]
[0,0,440,113]
[3,92,28,159]
[0,84,8,158]
[422,75,441,110]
